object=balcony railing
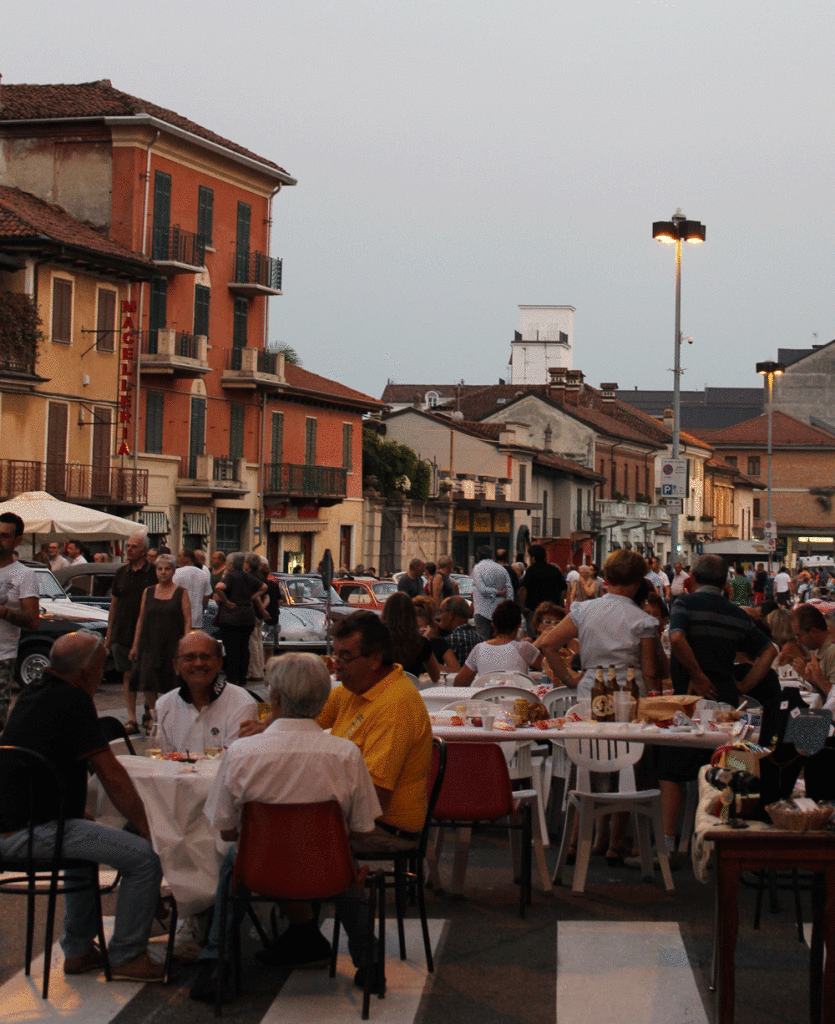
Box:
[0,352,37,375]
[232,250,282,291]
[212,457,240,483]
[141,330,201,358]
[577,510,600,533]
[27,462,148,505]
[177,455,248,495]
[264,463,347,499]
[531,517,562,538]
[0,460,42,498]
[151,224,205,268]
[228,346,281,373]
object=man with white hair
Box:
[173,549,213,629]
[191,652,381,1003]
[106,532,156,735]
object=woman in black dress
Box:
[130,554,190,700]
[213,551,267,687]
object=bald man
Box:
[0,632,164,982]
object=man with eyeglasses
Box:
[0,630,165,982]
[155,632,258,754]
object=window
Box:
[152,171,172,260]
[193,285,210,338]
[236,202,251,255]
[229,404,245,460]
[542,488,548,527]
[305,417,317,465]
[342,423,353,471]
[271,412,284,464]
[148,276,167,353]
[51,278,72,343]
[725,455,738,468]
[519,463,527,502]
[233,297,248,348]
[145,391,164,454]
[95,288,116,351]
[753,497,761,518]
[197,185,213,248]
[747,456,761,476]
[425,391,439,408]
[216,509,243,552]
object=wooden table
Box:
[705,827,835,1024]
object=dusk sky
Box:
[3,1,833,402]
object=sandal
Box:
[124,720,141,736]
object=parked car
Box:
[16,562,111,686]
[333,578,398,611]
[54,562,119,609]
[269,573,364,623]
[202,599,330,653]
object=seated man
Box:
[318,611,433,855]
[438,595,480,667]
[156,631,258,753]
[191,652,381,1003]
[0,632,164,981]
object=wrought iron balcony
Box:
[264,463,347,501]
[141,330,210,376]
[222,347,284,391]
[228,250,282,296]
[151,224,205,272]
[0,460,42,499]
[176,455,249,497]
[27,462,148,506]
[576,510,600,533]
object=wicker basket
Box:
[765,801,835,832]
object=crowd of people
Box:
[3,524,835,1002]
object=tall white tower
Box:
[510,305,574,384]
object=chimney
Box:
[565,369,584,403]
[663,406,673,431]
[543,424,553,451]
[600,382,618,403]
[548,365,568,402]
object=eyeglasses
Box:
[331,650,363,665]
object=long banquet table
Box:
[87,753,227,917]
[431,719,735,748]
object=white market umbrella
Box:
[0,491,146,542]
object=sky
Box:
[3,0,834,402]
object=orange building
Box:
[0,79,381,567]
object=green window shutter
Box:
[193,285,210,337]
[96,288,116,351]
[230,404,245,460]
[271,412,284,463]
[152,171,171,260]
[197,185,213,247]
[232,297,248,349]
[235,202,251,282]
[148,276,168,354]
[145,391,164,454]
[305,418,317,465]
[342,423,353,471]
[189,397,206,477]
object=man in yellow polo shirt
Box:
[319,611,432,851]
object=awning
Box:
[268,519,327,533]
[183,512,211,535]
[140,511,170,534]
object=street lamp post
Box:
[652,210,706,563]
[756,360,785,571]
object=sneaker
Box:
[354,963,386,996]
[255,924,331,969]
[189,960,230,1004]
[64,946,104,975]
[110,951,165,983]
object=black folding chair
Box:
[97,715,137,756]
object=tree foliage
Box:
[0,292,44,368]
[362,428,431,499]
[268,341,301,365]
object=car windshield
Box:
[30,566,67,600]
[372,582,397,599]
[285,577,344,605]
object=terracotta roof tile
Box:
[0,185,153,269]
[0,80,291,176]
[283,363,385,410]
[693,411,835,447]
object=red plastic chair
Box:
[427,742,534,917]
[216,799,385,1019]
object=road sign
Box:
[662,498,683,514]
[660,459,689,498]
[767,537,776,550]
[764,520,778,539]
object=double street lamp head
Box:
[653,209,706,245]
[756,360,785,378]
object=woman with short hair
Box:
[454,599,542,686]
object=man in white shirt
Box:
[774,565,793,607]
[0,513,40,728]
[173,549,213,629]
[471,545,513,640]
[65,540,87,566]
[190,652,381,1004]
[48,542,70,572]
[156,632,258,753]
[648,557,671,601]
[669,561,689,598]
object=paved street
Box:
[0,680,818,1024]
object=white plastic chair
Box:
[553,706,674,894]
[471,671,537,690]
[534,687,575,814]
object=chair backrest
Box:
[431,742,514,822]
[541,686,574,718]
[97,716,136,756]
[418,737,447,855]
[467,685,544,704]
[234,799,358,901]
[472,671,535,690]
[562,705,644,774]
[0,746,68,870]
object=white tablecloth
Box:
[87,754,227,917]
[432,720,733,749]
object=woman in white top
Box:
[536,549,660,701]
[454,600,542,686]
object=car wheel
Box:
[17,643,52,686]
